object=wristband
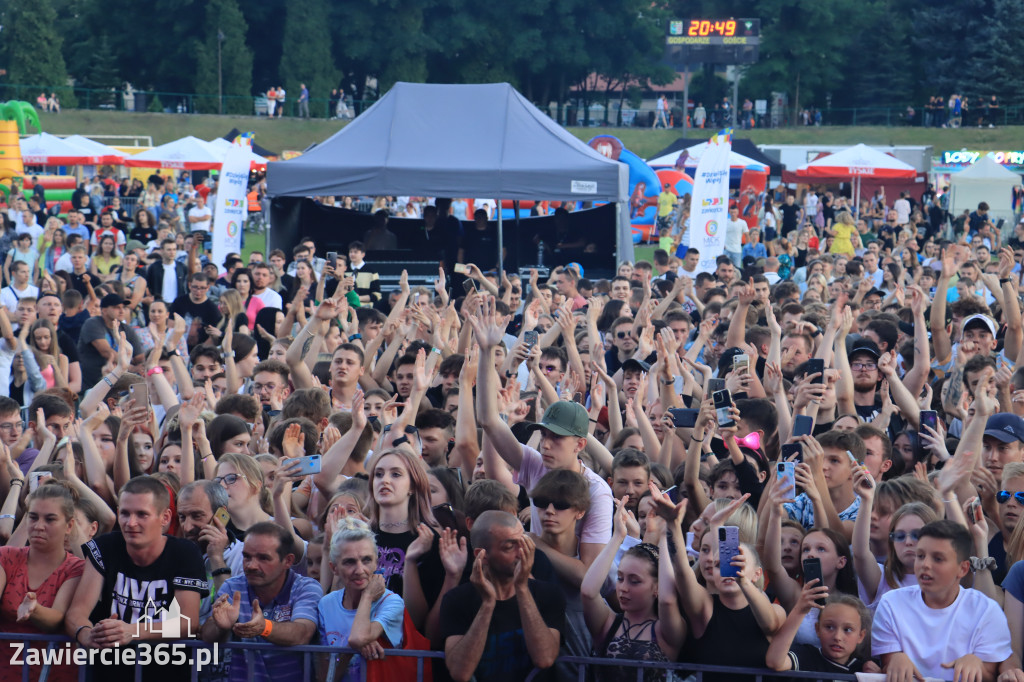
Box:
[0,514,14,519]
[147,366,164,376]
[75,625,92,645]
[9,479,23,486]
[102,376,114,388]
[349,333,362,341]
[261,619,273,638]
[211,567,232,577]
[430,347,442,356]
[661,377,674,385]
[1001,278,1012,285]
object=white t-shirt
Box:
[805,194,819,216]
[18,222,44,242]
[161,262,179,303]
[872,585,1011,679]
[858,561,916,610]
[725,218,749,252]
[253,288,283,309]
[894,198,911,224]
[188,205,212,232]
[0,284,39,315]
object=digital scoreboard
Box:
[665,18,760,65]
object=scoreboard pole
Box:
[683,63,690,137]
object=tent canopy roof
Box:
[124,135,223,170]
[795,143,916,179]
[20,132,101,165]
[266,82,627,202]
[650,137,782,175]
[647,142,768,171]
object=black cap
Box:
[849,338,881,361]
[100,293,126,308]
[622,358,651,374]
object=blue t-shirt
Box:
[318,588,406,682]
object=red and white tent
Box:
[63,135,126,165]
[793,143,916,180]
[207,138,267,171]
[20,132,102,165]
[124,136,223,170]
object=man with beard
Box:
[176,481,243,623]
[843,339,885,423]
[287,296,365,410]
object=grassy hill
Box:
[32,109,1021,159]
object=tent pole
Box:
[497,199,504,276]
[513,200,521,272]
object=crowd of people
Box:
[2,169,1024,682]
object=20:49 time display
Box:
[687,20,737,37]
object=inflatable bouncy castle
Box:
[0,101,40,200]
[587,135,671,244]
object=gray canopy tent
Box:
[267,82,633,269]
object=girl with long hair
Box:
[89,234,121,282]
[28,319,69,390]
[132,300,188,358]
[0,482,85,682]
[38,219,66,274]
[229,268,265,329]
[583,496,685,681]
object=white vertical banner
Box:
[688,130,732,273]
[211,141,250,269]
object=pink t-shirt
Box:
[515,444,613,545]
[0,546,84,682]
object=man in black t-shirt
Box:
[458,209,502,270]
[66,476,208,682]
[170,272,222,346]
[441,510,565,682]
[779,194,802,235]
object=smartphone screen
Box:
[713,390,734,428]
[920,410,938,432]
[781,442,803,462]
[668,408,699,429]
[776,461,796,493]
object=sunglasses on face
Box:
[616,331,634,339]
[532,497,573,511]
[998,490,1024,505]
[889,529,921,543]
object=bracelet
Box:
[430,347,442,356]
[261,619,274,638]
[692,434,705,443]
[74,622,92,643]
[661,378,674,385]
[102,376,114,388]
[305,329,315,338]
[1001,278,1012,285]
[0,514,14,520]
[211,567,232,577]
[589,418,598,423]
[349,333,362,341]
[147,366,164,376]
[9,479,23,486]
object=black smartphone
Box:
[462,279,477,295]
[792,415,814,438]
[523,330,539,349]
[708,378,726,394]
[802,557,826,606]
[326,251,338,268]
[805,358,824,384]
[668,408,699,429]
[920,410,938,433]
[713,389,734,428]
[781,442,803,462]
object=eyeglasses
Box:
[213,473,245,487]
[0,422,23,432]
[616,331,634,339]
[532,497,573,511]
[851,362,877,371]
[889,529,921,543]
[997,490,1024,505]
[252,383,278,394]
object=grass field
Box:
[32,109,1023,159]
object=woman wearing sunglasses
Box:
[852,462,939,609]
[988,463,1024,590]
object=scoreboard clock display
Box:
[665,18,760,64]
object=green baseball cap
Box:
[528,401,590,439]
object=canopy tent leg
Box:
[497,199,504,275]
[513,200,521,272]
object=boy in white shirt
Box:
[872,520,1016,681]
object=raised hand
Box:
[471,550,498,604]
[438,528,468,578]
[231,600,267,639]
[406,522,435,561]
[281,422,305,460]
[466,295,510,350]
[212,590,242,630]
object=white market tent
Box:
[63,135,126,165]
[20,132,105,165]
[207,137,268,170]
[793,143,916,215]
[949,155,1020,230]
[267,82,632,268]
[124,135,223,170]
[647,143,768,171]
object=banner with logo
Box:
[211,140,250,270]
[688,129,732,273]
[738,168,768,229]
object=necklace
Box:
[379,519,409,530]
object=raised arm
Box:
[930,249,956,366]
[469,296,524,469]
[580,499,628,638]
[851,467,883,603]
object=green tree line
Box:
[2,0,1023,118]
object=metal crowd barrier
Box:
[0,633,858,682]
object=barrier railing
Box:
[0,632,859,682]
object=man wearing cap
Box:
[940,314,1008,419]
[470,298,613,574]
[842,339,886,423]
[982,413,1024,483]
[77,293,144,388]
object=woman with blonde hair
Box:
[27,319,69,390]
[828,210,860,257]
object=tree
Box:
[966,0,1024,109]
[0,0,70,99]
[193,0,254,114]
[77,34,121,108]
[279,0,338,118]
